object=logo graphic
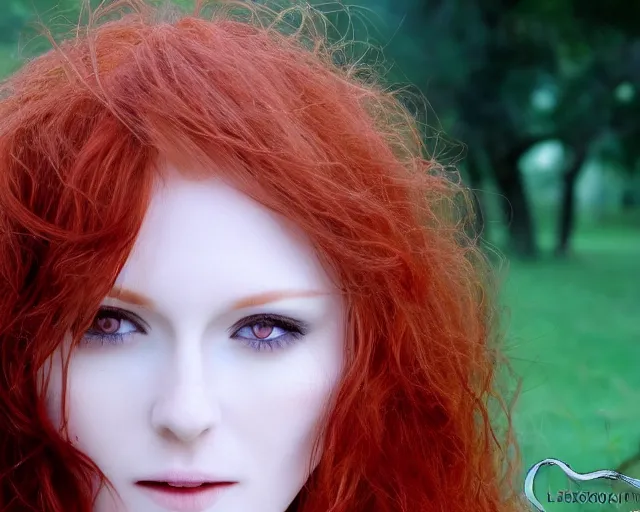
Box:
[524,458,640,511]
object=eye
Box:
[230,314,308,352]
[234,321,287,341]
[81,307,146,346]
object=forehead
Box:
[114,173,335,301]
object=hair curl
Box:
[0,1,522,511]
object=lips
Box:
[167,483,209,488]
[136,481,236,512]
[138,481,219,488]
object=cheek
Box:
[280,372,339,468]
[225,339,344,469]
[44,351,137,453]
[65,361,147,455]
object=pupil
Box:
[96,317,120,334]
[252,323,273,339]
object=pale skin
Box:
[44,168,346,512]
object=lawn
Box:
[498,213,640,508]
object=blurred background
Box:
[1,0,638,502]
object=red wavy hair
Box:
[0,1,522,511]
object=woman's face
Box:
[44,171,345,512]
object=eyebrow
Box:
[107,288,155,307]
[106,288,325,310]
[230,290,326,310]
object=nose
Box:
[150,347,220,443]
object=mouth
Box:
[136,481,236,512]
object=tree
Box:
[347,0,640,257]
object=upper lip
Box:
[136,472,236,485]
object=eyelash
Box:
[81,306,147,346]
[228,313,308,352]
[81,308,308,352]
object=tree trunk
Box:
[493,152,538,259]
[555,145,588,257]
[622,188,637,210]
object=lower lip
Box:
[136,482,235,512]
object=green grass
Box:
[497,212,640,499]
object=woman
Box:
[0,1,523,511]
